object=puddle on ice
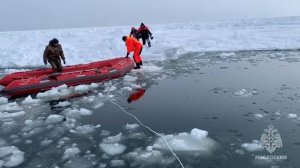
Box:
[0,50,300,167]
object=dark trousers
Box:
[48,58,62,73]
[141,38,151,47]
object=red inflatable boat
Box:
[0,57,134,98]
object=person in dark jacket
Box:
[43,38,66,73]
[129,27,141,40]
[137,23,153,47]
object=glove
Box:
[63,60,66,64]
[150,36,153,40]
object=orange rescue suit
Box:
[125,37,142,64]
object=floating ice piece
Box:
[130,84,142,89]
[21,96,42,106]
[45,115,65,124]
[92,101,104,109]
[0,97,8,105]
[98,93,105,98]
[0,111,25,120]
[53,101,71,107]
[72,125,98,134]
[241,140,264,152]
[25,140,32,144]
[121,87,133,92]
[74,85,90,94]
[110,159,125,167]
[62,147,81,160]
[0,102,22,112]
[124,123,139,131]
[99,143,126,156]
[0,146,24,167]
[234,89,258,97]
[123,75,137,82]
[153,128,217,154]
[79,108,93,116]
[288,113,298,119]
[100,130,111,137]
[126,148,175,166]
[41,139,53,146]
[104,86,117,92]
[82,96,96,103]
[90,83,99,89]
[99,133,126,156]
[254,114,264,119]
[102,133,122,144]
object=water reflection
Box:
[127,89,146,103]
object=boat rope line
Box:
[105,79,185,168]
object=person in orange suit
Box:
[127,89,146,103]
[122,36,143,69]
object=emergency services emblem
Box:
[260,124,282,153]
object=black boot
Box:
[139,61,143,66]
[134,64,141,69]
[148,42,151,47]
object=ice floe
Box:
[254,114,264,119]
[71,124,100,134]
[0,146,24,167]
[99,143,126,156]
[241,140,264,152]
[62,147,81,160]
[126,147,175,166]
[0,97,8,105]
[110,159,125,167]
[45,114,65,124]
[153,128,217,155]
[288,113,298,119]
[234,89,258,97]
[123,123,140,131]
[21,95,42,106]
[99,133,126,156]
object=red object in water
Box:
[127,89,145,103]
[0,57,134,98]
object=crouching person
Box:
[43,38,66,73]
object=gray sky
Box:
[0,0,300,32]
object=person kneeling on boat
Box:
[43,38,66,73]
[122,36,143,69]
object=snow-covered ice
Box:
[1,17,300,68]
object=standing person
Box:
[122,36,143,69]
[43,38,66,73]
[129,27,141,40]
[137,23,153,47]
